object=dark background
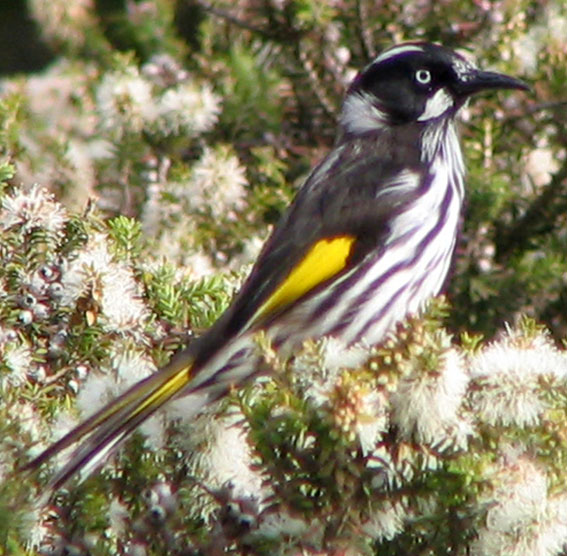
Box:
[0,0,54,75]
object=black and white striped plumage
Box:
[25,42,528,492]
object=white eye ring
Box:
[415,69,432,85]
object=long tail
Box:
[23,352,197,495]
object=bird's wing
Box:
[205,133,425,347]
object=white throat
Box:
[418,88,455,122]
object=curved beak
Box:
[455,69,530,98]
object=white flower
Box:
[142,54,189,88]
[154,226,216,273]
[77,345,155,417]
[140,188,200,264]
[470,450,567,556]
[20,58,96,136]
[469,327,567,427]
[140,146,247,264]
[391,348,470,447]
[512,28,546,75]
[96,66,157,135]
[1,340,33,387]
[525,147,560,188]
[354,389,390,454]
[59,233,149,333]
[256,512,323,545]
[486,458,547,535]
[47,410,77,444]
[184,145,248,219]
[76,371,118,418]
[324,337,369,372]
[110,344,165,451]
[292,337,367,402]
[156,82,221,136]
[182,407,265,502]
[138,414,168,451]
[28,0,95,49]
[108,497,130,537]
[512,3,567,75]
[535,494,567,556]
[292,338,386,453]
[13,402,43,442]
[230,234,266,268]
[63,139,101,206]
[99,262,149,332]
[1,184,67,236]
[329,378,389,453]
[111,348,157,386]
[360,499,409,541]
[183,251,216,280]
[37,410,80,469]
[74,353,165,452]
[140,181,171,237]
[20,507,50,550]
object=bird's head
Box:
[340,42,529,134]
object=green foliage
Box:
[101,0,188,62]
[0,94,24,158]
[219,44,285,139]
[244,383,341,514]
[0,161,15,184]
[145,265,188,325]
[143,263,235,331]
[108,215,144,260]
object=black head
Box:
[341,42,528,132]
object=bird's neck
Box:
[419,117,467,212]
[420,116,464,171]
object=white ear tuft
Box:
[340,92,389,134]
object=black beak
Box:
[455,69,530,98]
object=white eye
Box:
[415,69,432,85]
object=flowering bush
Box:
[1,1,567,555]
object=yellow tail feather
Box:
[24,355,195,494]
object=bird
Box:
[24,42,528,494]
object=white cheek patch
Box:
[418,88,454,121]
[340,91,389,134]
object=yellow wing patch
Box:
[253,235,356,323]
